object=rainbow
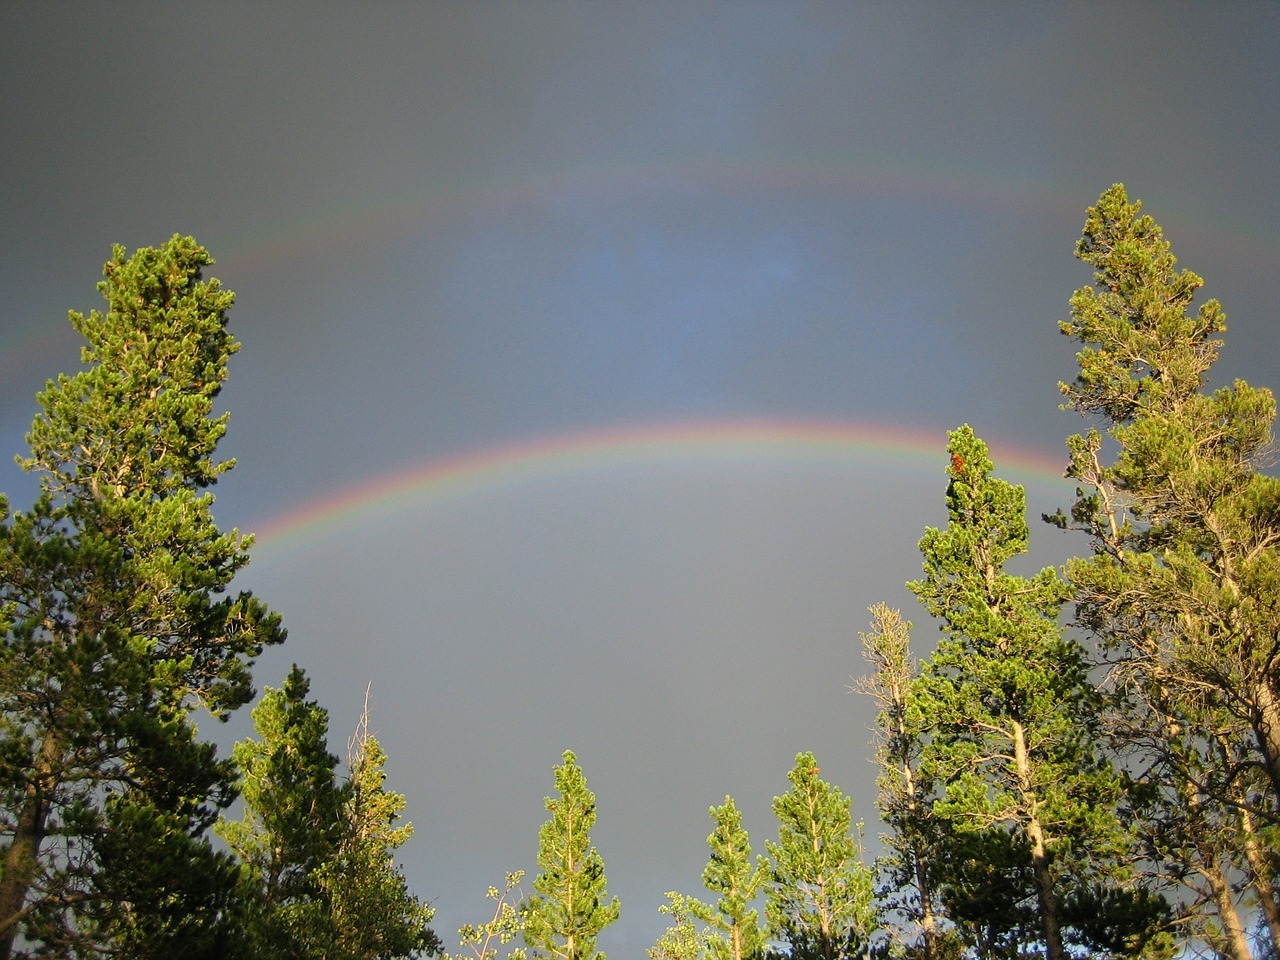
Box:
[11,157,1275,385]
[245,417,1073,563]
[221,156,1059,272]
[206,157,1279,282]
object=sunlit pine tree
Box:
[1053,183,1280,960]
[317,691,440,959]
[690,796,768,960]
[218,666,346,958]
[523,751,620,960]
[909,425,1163,960]
[765,753,876,960]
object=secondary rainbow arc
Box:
[10,157,1274,381]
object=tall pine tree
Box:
[910,426,1162,960]
[0,237,284,958]
[1053,183,1280,959]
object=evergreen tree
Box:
[220,671,438,960]
[0,237,284,958]
[691,797,768,960]
[765,753,875,960]
[856,605,953,960]
[1052,183,1280,959]
[218,666,346,958]
[523,751,620,960]
[909,426,1163,960]
[317,694,440,960]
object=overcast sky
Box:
[3,3,1279,953]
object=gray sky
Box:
[3,3,1278,953]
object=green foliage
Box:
[766,753,876,960]
[0,237,283,958]
[856,605,943,960]
[651,893,710,960]
[1055,184,1280,960]
[907,426,1160,960]
[648,796,766,960]
[6,188,1277,960]
[85,789,250,959]
[693,797,768,960]
[219,670,438,960]
[452,872,528,960]
[317,702,441,960]
[218,666,346,958]
[523,751,620,960]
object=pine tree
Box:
[218,666,346,958]
[691,797,768,960]
[317,693,440,960]
[523,751,620,960]
[0,237,284,958]
[1053,183,1280,959]
[220,673,438,960]
[856,604,953,960]
[765,753,876,960]
[910,426,1163,960]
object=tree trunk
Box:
[1155,708,1254,960]
[1012,721,1065,960]
[912,845,937,960]
[1238,797,1280,955]
[1253,679,1280,816]
[902,758,938,960]
[1206,861,1253,960]
[0,732,57,960]
[892,677,938,960]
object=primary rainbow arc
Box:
[246,417,1072,562]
